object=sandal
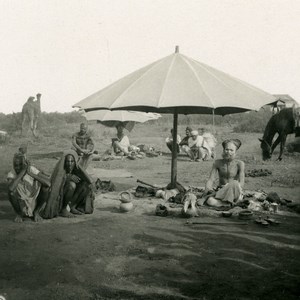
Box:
[254,217,269,226]
[265,217,280,225]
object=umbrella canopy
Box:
[74,48,275,115]
[84,110,161,123]
[83,110,161,132]
[73,46,276,187]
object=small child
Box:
[18,144,29,162]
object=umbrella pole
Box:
[212,108,215,133]
[171,111,178,188]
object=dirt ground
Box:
[0,125,300,300]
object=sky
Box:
[0,0,299,114]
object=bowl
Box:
[222,211,232,218]
[238,210,253,220]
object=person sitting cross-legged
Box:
[42,150,94,219]
[72,123,94,170]
[7,153,51,222]
[179,126,192,153]
[112,124,130,156]
[203,139,245,207]
[198,127,217,159]
[184,130,209,161]
[165,129,181,153]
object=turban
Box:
[222,139,242,150]
[191,130,198,136]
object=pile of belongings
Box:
[155,204,169,217]
[134,185,157,197]
[245,169,272,177]
[242,190,300,213]
[94,178,115,193]
[100,144,162,161]
[136,144,162,157]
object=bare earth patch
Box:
[0,125,299,300]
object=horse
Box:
[259,108,296,161]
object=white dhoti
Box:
[215,181,243,204]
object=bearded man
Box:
[203,139,245,207]
[7,153,50,222]
[42,150,94,219]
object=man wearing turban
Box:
[183,130,211,161]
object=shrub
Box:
[232,110,272,133]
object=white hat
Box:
[191,130,198,136]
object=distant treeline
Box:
[0,108,272,134]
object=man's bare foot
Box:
[59,208,76,218]
[76,207,85,214]
[70,207,84,215]
[33,212,43,222]
[14,215,23,223]
[206,196,228,207]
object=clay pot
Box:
[119,191,132,203]
[119,191,133,212]
[120,201,134,212]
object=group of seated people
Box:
[7,122,137,223]
[166,126,217,161]
[7,120,244,222]
[7,123,97,223]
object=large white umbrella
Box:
[74,46,276,187]
[84,110,161,123]
[83,110,161,131]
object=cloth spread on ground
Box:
[87,167,133,178]
[7,166,41,217]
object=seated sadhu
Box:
[165,129,181,153]
[203,139,245,207]
[42,150,94,219]
[198,127,217,159]
[182,130,211,161]
[7,153,51,222]
[179,126,193,152]
[112,124,130,156]
[72,123,94,170]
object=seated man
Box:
[72,123,94,170]
[112,124,130,156]
[7,153,51,222]
[42,150,94,219]
[199,127,217,159]
[179,126,193,153]
[183,130,209,161]
[165,129,181,153]
[203,139,245,207]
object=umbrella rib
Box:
[111,55,172,108]
[156,53,177,107]
[190,57,271,101]
[180,55,215,108]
